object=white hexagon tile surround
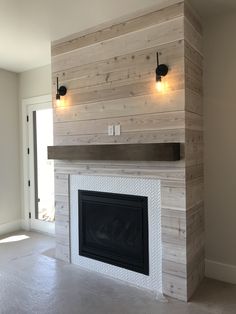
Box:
[70,175,162,294]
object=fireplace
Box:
[70,175,162,293]
[78,190,149,275]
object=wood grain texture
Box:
[54,90,185,122]
[48,143,181,162]
[184,4,204,299]
[54,111,185,136]
[184,17,203,55]
[51,0,203,302]
[54,78,183,107]
[54,161,185,180]
[54,129,185,146]
[184,1,202,35]
[52,3,184,56]
[185,89,203,115]
[162,209,186,246]
[52,17,184,73]
[162,272,187,301]
[53,41,184,84]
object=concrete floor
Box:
[0,232,235,314]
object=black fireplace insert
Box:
[78,190,149,275]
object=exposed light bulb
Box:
[56,98,61,107]
[155,79,163,92]
[56,93,61,107]
[155,52,168,93]
[55,77,67,107]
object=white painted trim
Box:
[205,259,236,284]
[20,219,30,231]
[30,221,55,236]
[21,95,54,235]
[0,220,22,236]
[22,95,52,106]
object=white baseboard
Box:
[20,219,30,231]
[20,219,55,236]
[205,259,236,284]
[0,220,22,236]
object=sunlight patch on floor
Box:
[0,235,30,244]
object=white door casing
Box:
[21,95,55,235]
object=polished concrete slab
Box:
[0,231,235,314]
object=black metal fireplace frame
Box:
[78,190,149,275]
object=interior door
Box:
[28,102,55,235]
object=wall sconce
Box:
[155,52,168,92]
[56,77,67,106]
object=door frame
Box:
[21,95,55,235]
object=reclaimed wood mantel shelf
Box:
[48,143,181,162]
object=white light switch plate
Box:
[108,125,114,136]
[115,124,121,136]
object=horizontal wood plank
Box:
[52,3,184,56]
[184,17,203,55]
[185,89,203,115]
[54,111,185,137]
[52,17,184,72]
[54,90,185,123]
[53,41,184,84]
[184,1,202,35]
[54,75,184,107]
[48,143,181,162]
[54,129,185,146]
[55,162,185,180]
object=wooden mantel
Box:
[48,143,181,162]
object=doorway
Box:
[23,96,55,235]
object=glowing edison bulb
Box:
[56,98,61,107]
[155,78,163,92]
[56,93,61,107]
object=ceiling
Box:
[0,0,235,73]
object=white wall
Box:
[18,65,51,99]
[204,12,236,282]
[0,69,21,234]
[0,65,52,236]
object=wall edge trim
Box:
[205,259,236,284]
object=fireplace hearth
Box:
[78,190,149,275]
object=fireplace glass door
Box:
[78,190,149,275]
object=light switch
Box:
[115,124,121,136]
[108,125,114,136]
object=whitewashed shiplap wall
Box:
[51,0,204,301]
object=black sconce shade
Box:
[56,77,67,100]
[156,53,168,81]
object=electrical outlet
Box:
[115,124,121,136]
[108,125,114,136]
